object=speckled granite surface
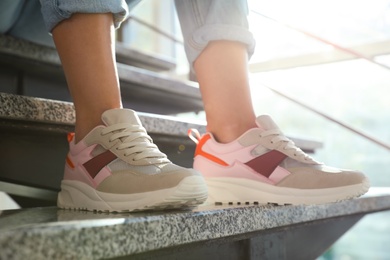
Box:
[0,92,205,137]
[0,188,389,259]
[0,92,322,150]
[0,35,175,72]
[0,92,75,125]
[0,34,60,65]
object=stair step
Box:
[0,92,322,154]
[0,34,176,71]
[0,34,201,114]
[0,92,206,136]
[116,41,176,71]
[117,63,202,114]
[0,188,389,259]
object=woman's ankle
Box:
[207,121,257,144]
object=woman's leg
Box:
[52,13,121,143]
[174,0,256,143]
[193,40,257,143]
[40,0,130,142]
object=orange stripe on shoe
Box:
[67,132,75,143]
[66,155,75,169]
[195,134,229,166]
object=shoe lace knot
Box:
[101,123,170,163]
[260,129,314,161]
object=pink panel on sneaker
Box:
[93,167,112,186]
[64,142,99,188]
[202,141,258,164]
[268,166,291,183]
[64,164,97,188]
[194,157,275,185]
[68,141,97,167]
[68,138,89,155]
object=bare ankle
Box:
[208,122,257,144]
[74,117,104,143]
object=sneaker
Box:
[58,109,208,212]
[189,115,370,205]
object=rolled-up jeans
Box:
[39,0,255,68]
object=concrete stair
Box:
[0,188,389,259]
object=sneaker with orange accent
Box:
[58,109,208,212]
[189,115,370,205]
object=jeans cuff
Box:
[185,24,256,71]
[40,0,129,32]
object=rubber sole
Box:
[206,177,370,206]
[57,176,208,212]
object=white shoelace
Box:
[101,123,170,163]
[260,129,314,162]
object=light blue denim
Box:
[174,0,255,66]
[39,0,255,67]
[39,0,134,31]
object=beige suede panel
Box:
[96,170,198,194]
[276,167,366,189]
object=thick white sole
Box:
[206,177,370,206]
[57,176,208,212]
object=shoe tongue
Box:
[255,115,280,131]
[101,109,142,126]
